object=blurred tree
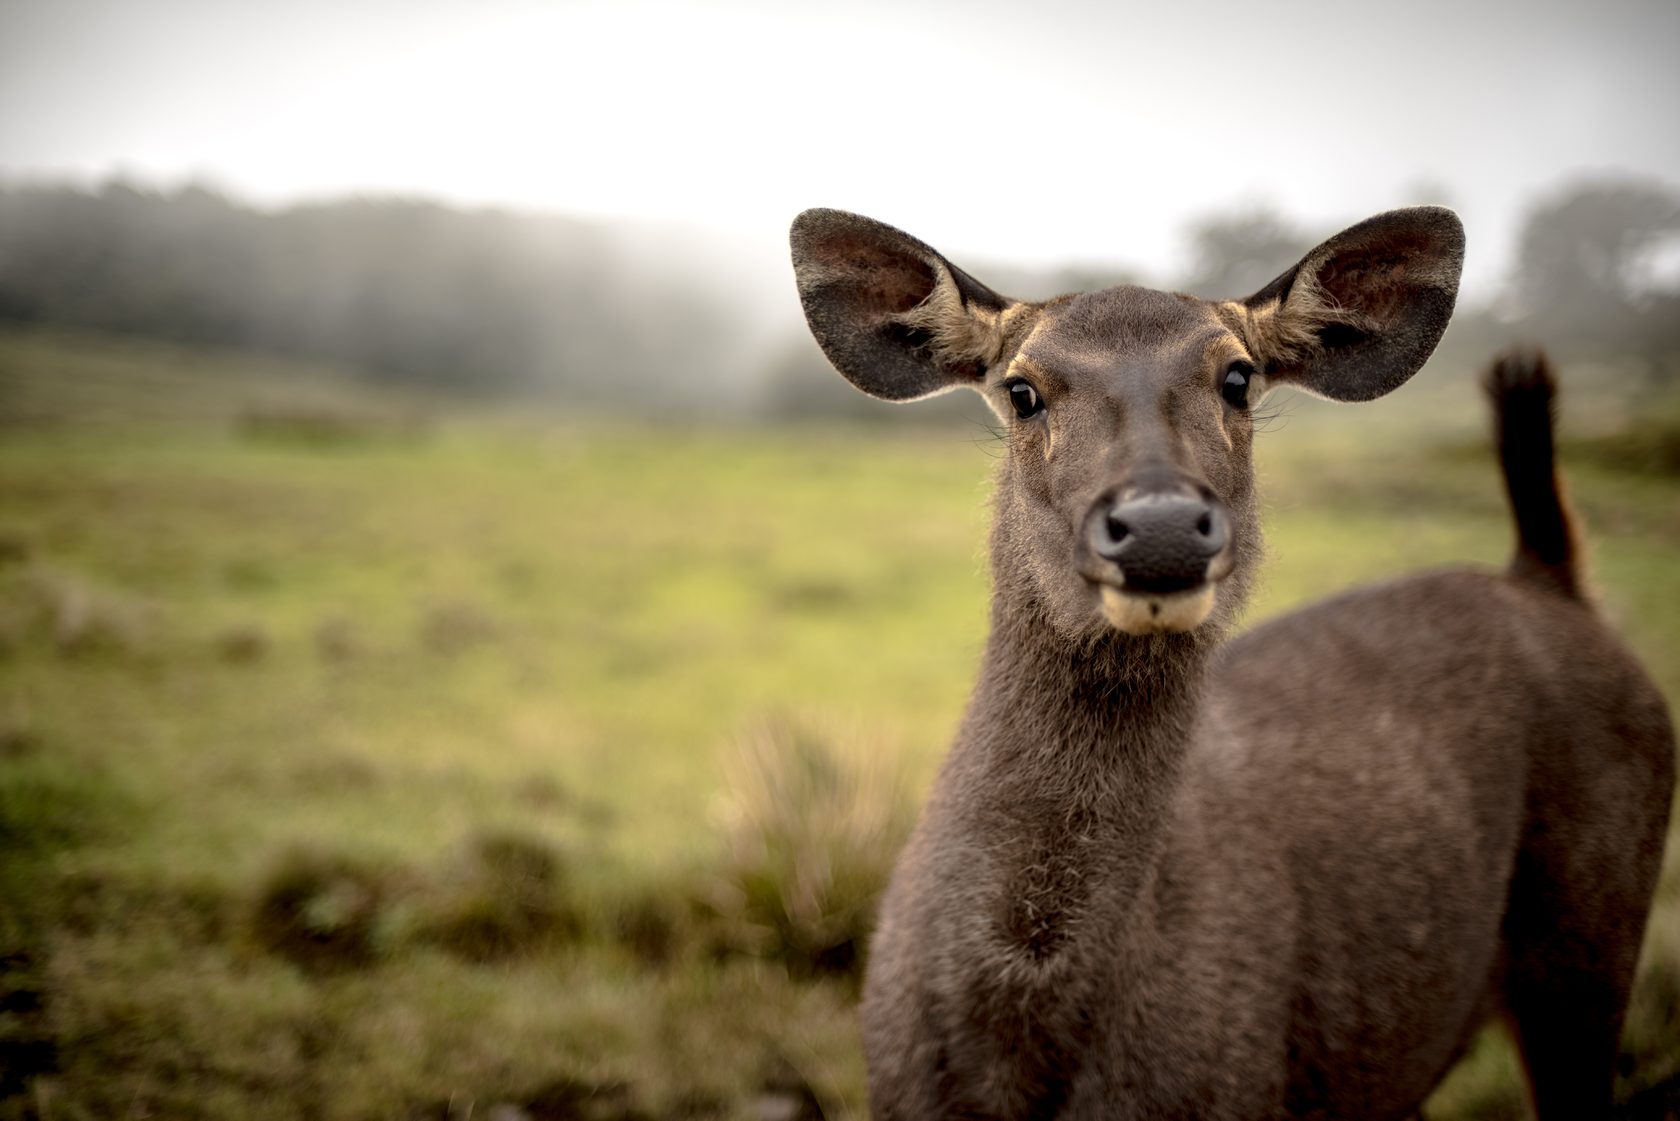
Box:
[1179,208,1315,299]
[1511,178,1680,360]
[0,182,749,408]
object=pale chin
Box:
[1099,585,1216,635]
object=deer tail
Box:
[1484,348,1582,599]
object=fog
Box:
[5,4,1680,1118]
[1,0,1677,468]
[4,0,1679,298]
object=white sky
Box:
[2,0,1678,300]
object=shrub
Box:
[213,621,270,663]
[419,831,579,962]
[603,879,700,968]
[711,717,914,980]
[3,569,157,658]
[418,601,500,656]
[237,406,423,447]
[246,847,393,973]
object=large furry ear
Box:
[790,209,1018,401]
[1232,207,1464,402]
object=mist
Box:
[4,2,1680,1118]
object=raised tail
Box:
[1483,349,1582,598]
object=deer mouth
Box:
[1077,490,1235,634]
[1096,583,1218,634]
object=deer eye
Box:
[1221,361,1254,409]
[1006,380,1043,419]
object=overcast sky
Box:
[2,0,1678,299]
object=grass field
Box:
[1,326,1677,1120]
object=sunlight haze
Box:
[3,0,1679,297]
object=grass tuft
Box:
[238,406,425,447]
[0,948,57,1102]
[313,616,361,662]
[419,601,501,656]
[710,717,914,981]
[0,530,32,568]
[246,847,394,974]
[214,621,271,663]
[1566,418,1680,477]
[605,886,689,968]
[418,831,581,962]
[3,569,158,658]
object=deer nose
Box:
[1088,492,1229,594]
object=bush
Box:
[246,847,393,973]
[0,568,157,658]
[711,718,914,980]
[418,831,580,962]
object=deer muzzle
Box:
[1080,487,1233,633]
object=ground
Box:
[1,326,1676,1120]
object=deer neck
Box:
[956,562,1215,953]
[974,571,1211,780]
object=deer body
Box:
[789,208,1674,1119]
[867,570,1667,1120]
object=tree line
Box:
[0,182,749,412]
[1,177,1675,418]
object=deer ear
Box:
[1237,207,1464,402]
[790,209,1018,401]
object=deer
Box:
[787,206,1675,1120]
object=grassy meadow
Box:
[1,325,1677,1120]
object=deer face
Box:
[790,207,1464,638]
[985,288,1263,637]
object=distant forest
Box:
[1,178,1676,416]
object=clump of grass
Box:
[418,601,500,656]
[313,616,360,662]
[7,569,157,658]
[0,754,128,859]
[237,406,424,447]
[710,717,914,980]
[418,831,580,962]
[510,1077,650,1121]
[0,708,38,760]
[55,866,232,945]
[0,530,32,567]
[213,621,270,663]
[246,847,394,974]
[603,878,698,968]
[0,947,57,1103]
[1565,418,1680,477]
[769,577,859,614]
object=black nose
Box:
[1088,492,1228,593]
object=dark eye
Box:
[1221,361,1254,409]
[1007,380,1043,419]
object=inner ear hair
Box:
[790,209,1022,401]
[1224,207,1465,402]
[891,262,1012,381]
[1231,271,1379,375]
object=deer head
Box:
[790,207,1464,638]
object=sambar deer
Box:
[788,206,1675,1120]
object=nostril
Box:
[1105,513,1130,543]
[1195,511,1213,537]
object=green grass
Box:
[1,326,1677,1119]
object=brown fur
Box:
[894,261,1012,377]
[788,206,1676,1120]
[1218,281,1364,376]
